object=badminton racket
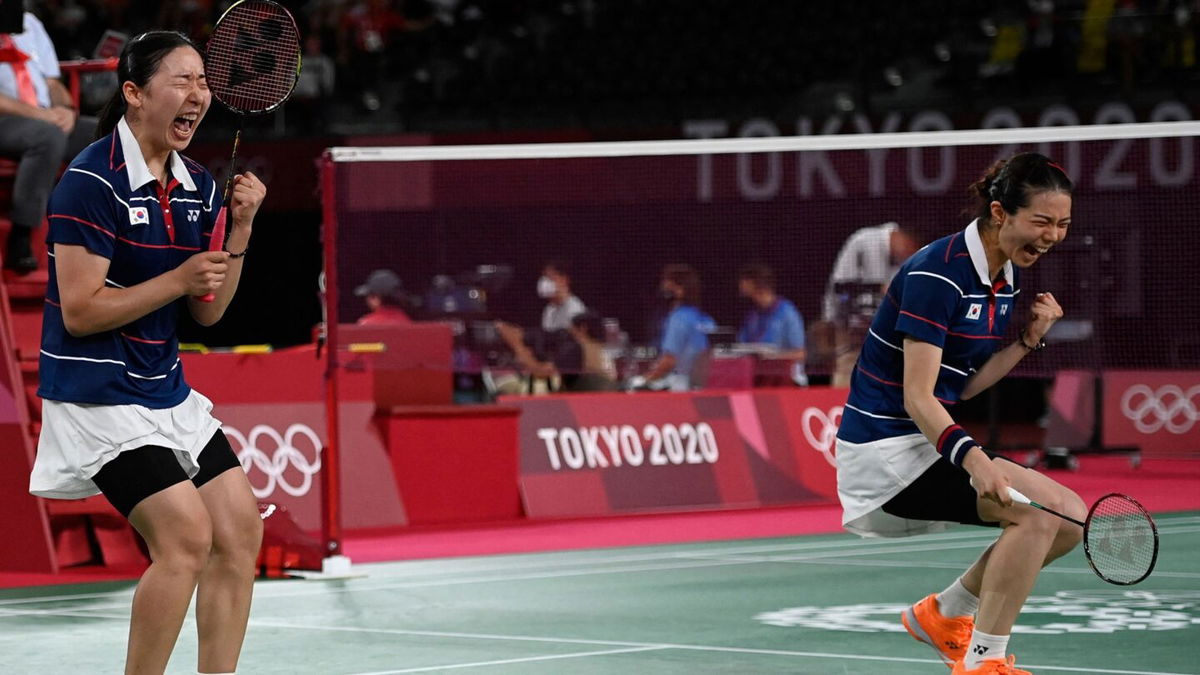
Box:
[198,0,301,301]
[974,480,1159,585]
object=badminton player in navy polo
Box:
[835,153,1086,674]
[28,32,265,675]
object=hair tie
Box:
[1046,161,1070,180]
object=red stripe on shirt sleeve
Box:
[899,310,948,331]
[49,214,115,238]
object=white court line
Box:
[340,514,1200,582]
[0,532,994,608]
[1,609,1190,675]
[249,620,1196,675]
[3,522,1197,612]
[2,514,1197,610]
[687,554,1200,579]
[353,646,667,674]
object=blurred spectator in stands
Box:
[737,263,808,386]
[823,222,919,387]
[0,10,97,273]
[155,0,213,43]
[494,259,585,383]
[337,0,431,112]
[539,259,586,331]
[1110,0,1149,94]
[38,0,107,60]
[293,34,336,132]
[496,311,617,392]
[355,268,413,325]
[630,264,715,392]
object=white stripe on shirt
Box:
[870,328,971,377]
[67,168,130,209]
[41,350,179,380]
[907,270,964,296]
[844,403,913,421]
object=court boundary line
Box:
[2,521,1197,610]
[354,645,668,674]
[2,509,1190,610]
[4,515,1195,607]
[252,620,1197,675]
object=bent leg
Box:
[126,482,214,675]
[195,448,262,674]
[0,116,66,229]
[971,462,1086,634]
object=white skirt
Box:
[835,432,954,538]
[29,390,224,500]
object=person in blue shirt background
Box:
[834,153,1084,675]
[736,263,808,386]
[634,264,715,391]
[27,32,266,675]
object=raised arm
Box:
[960,292,1061,400]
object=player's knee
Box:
[211,507,263,568]
[154,522,213,577]
[1058,489,1086,549]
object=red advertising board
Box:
[181,348,407,532]
[507,388,845,518]
[1102,370,1200,457]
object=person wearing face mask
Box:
[0,10,100,273]
[28,32,265,675]
[538,260,586,332]
[495,261,586,388]
[835,153,1082,675]
[736,263,808,386]
[630,264,715,391]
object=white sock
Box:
[965,630,1009,669]
[936,577,979,618]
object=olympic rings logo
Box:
[1119,384,1200,435]
[224,423,324,499]
[801,406,843,467]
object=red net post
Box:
[319,152,343,559]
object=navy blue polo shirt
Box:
[38,117,222,408]
[837,220,1020,443]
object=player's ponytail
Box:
[965,152,1073,228]
[96,31,203,140]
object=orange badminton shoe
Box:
[950,655,1032,674]
[901,593,973,668]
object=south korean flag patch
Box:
[128,206,150,226]
[966,302,983,320]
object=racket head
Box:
[1082,493,1159,585]
[205,0,301,115]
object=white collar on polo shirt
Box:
[964,218,1013,287]
[117,116,197,192]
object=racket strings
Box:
[1085,495,1158,585]
[206,0,300,112]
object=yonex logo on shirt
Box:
[966,303,982,320]
[187,209,200,222]
[128,206,149,225]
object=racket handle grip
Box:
[197,207,228,303]
[1005,487,1033,505]
[969,478,1032,505]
